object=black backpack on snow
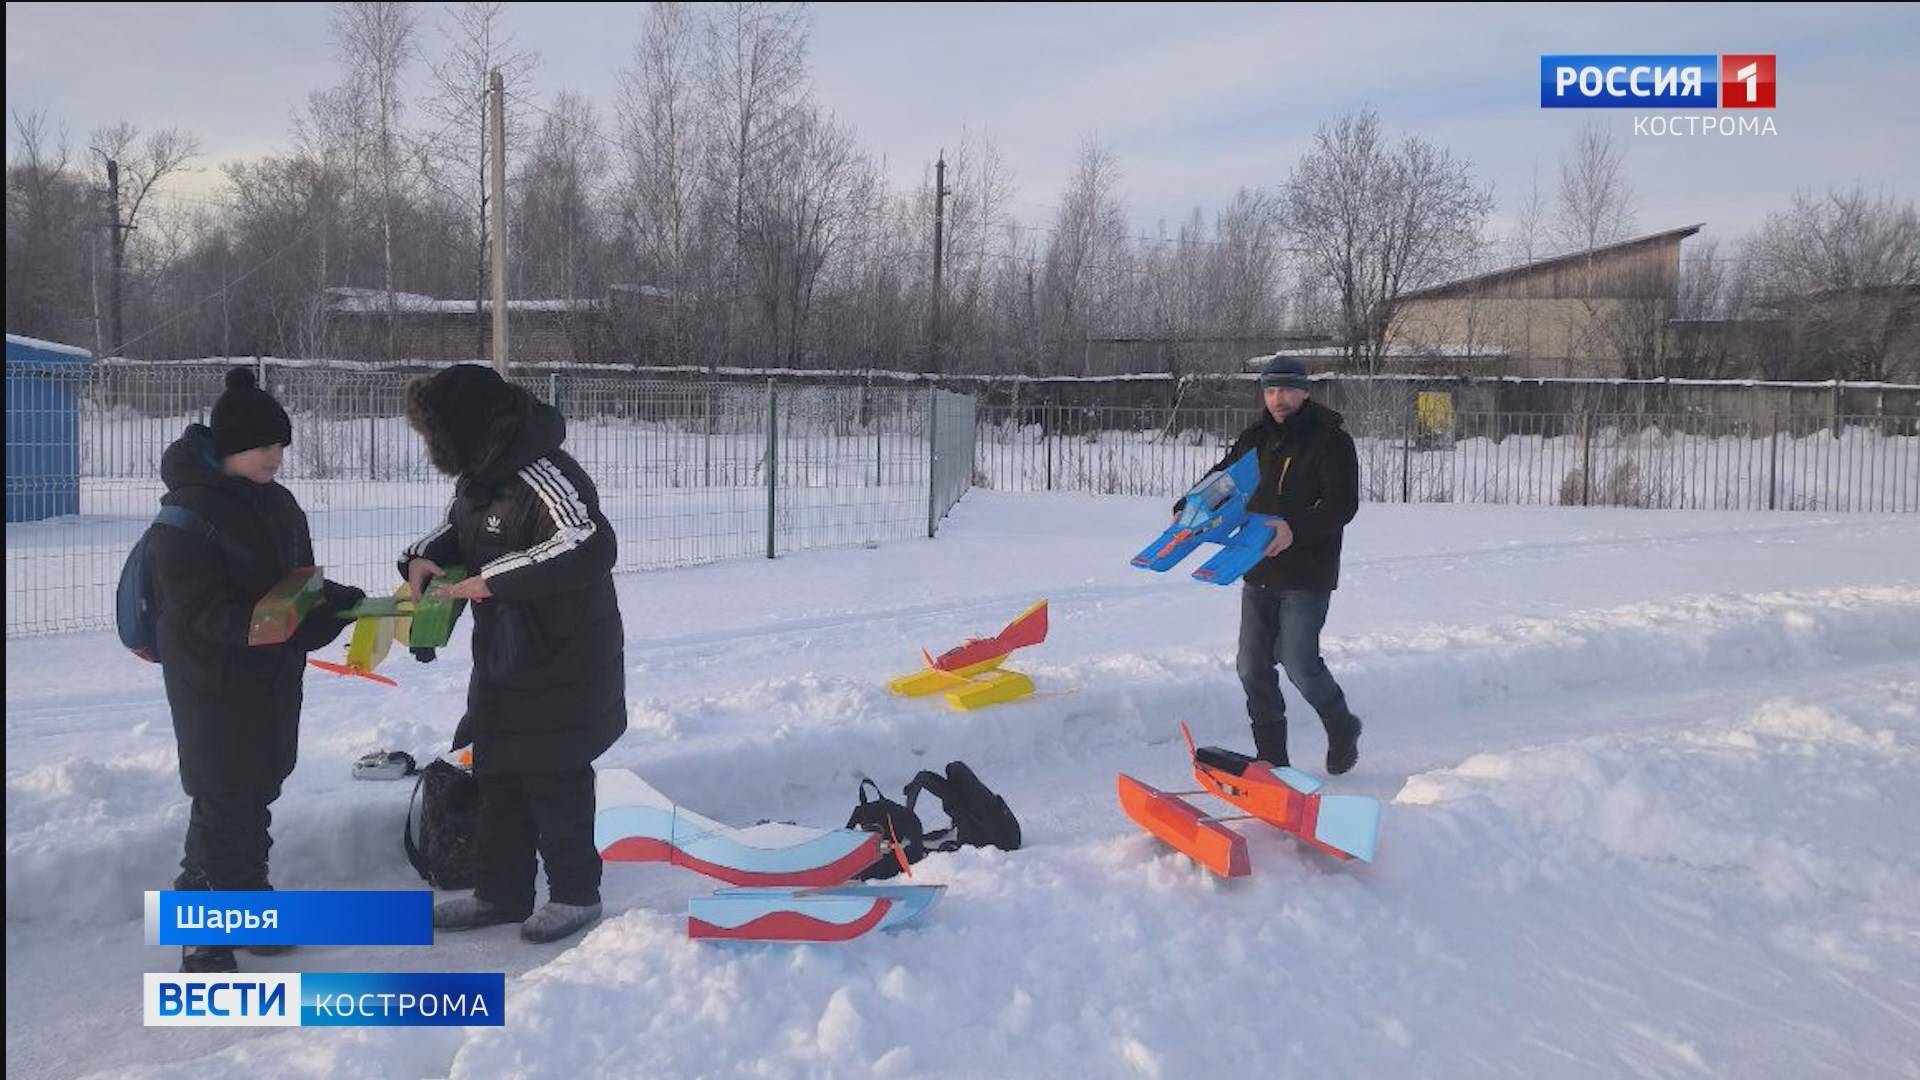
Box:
[846,761,1021,881]
[907,761,1022,853]
[404,756,480,889]
[846,779,926,881]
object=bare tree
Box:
[1283,108,1492,374]
[742,105,869,365]
[1043,136,1128,371]
[420,0,538,355]
[1745,184,1918,295]
[1553,119,1634,256]
[1742,185,1920,380]
[513,91,612,359]
[332,0,418,362]
[702,0,809,366]
[620,0,705,365]
[1591,259,1678,379]
[1666,239,1737,378]
[1211,187,1287,338]
[294,84,369,296]
[6,109,98,348]
[931,130,1014,371]
[87,122,201,354]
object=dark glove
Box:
[1172,496,1188,516]
[324,580,367,611]
[410,646,437,663]
[287,582,365,653]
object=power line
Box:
[112,213,327,358]
[143,189,245,214]
[506,88,638,160]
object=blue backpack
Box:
[116,506,233,662]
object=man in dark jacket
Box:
[400,364,625,945]
[150,367,363,973]
[1176,356,1363,774]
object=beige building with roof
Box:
[1389,225,1703,379]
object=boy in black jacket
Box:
[400,365,626,945]
[1175,357,1363,775]
[150,368,364,973]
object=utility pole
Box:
[489,69,510,374]
[88,229,105,358]
[95,152,126,356]
[929,151,950,375]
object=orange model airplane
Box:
[1118,722,1379,876]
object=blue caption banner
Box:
[146,890,434,946]
[145,973,505,1027]
[1540,54,1719,108]
[302,973,505,1027]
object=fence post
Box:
[368,413,376,481]
[1045,407,1054,492]
[1768,412,1780,511]
[927,382,940,539]
[766,379,777,560]
[704,384,714,488]
[1830,379,1841,440]
[547,372,558,406]
[1581,414,1594,507]
[1401,397,1413,503]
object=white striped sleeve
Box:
[405,496,458,557]
[481,459,597,580]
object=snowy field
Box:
[5,492,1920,1079]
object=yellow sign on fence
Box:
[1417,391,1456,434]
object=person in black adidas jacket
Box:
[150,367,363,973]
[400,364,625,945]
[1174,356,1363,775]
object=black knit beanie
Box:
[211,367,293,456]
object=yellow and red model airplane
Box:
[887,600,1048,710]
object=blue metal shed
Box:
[5,334,94,523]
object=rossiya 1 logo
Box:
[1539,54,1776,137]
[1717,54,1776,109]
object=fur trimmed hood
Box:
[406,365,564,484]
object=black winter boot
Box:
[1250,721,1290,768]
[238,877,292,954]
[181,945,237,973]
[1325,714,1362,776]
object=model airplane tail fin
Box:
[995,600,1049,651]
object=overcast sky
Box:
[7,2,1916,254]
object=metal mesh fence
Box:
[12,360,1912,637]
[974,402,1920,513]
[4,362,977,637]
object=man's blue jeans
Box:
[1236,585,1350,764]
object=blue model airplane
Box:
[1129,450,1283,586]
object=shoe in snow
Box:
[1326,714,1362,776]
[520,902,602,944]
[433,895,526,931]
[181,945,237,973]
[1250,721,1290,768]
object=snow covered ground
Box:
[6,492,1919,1079]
